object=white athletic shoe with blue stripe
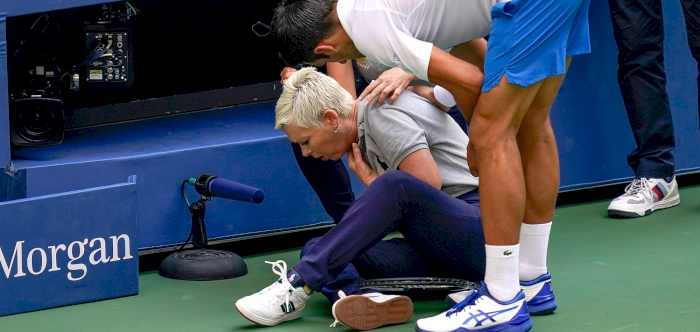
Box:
[416,282,532,332]
[608,177,679,218]
[445,274,557,316]
[519,273,557,315]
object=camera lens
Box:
[11,97,64,145]
[20,102,56,136]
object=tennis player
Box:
[271,1,590,330]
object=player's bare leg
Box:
[417,76,544,332]
[515,58,571,316]
[518,58,570,226]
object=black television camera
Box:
[10,63,66,146]
[9,12,66,146]
[9,4,135,146]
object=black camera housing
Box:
[10,96,65,146]
[82,18,134,92]
[10,63,66,146]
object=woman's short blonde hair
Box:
[275,67,354,129]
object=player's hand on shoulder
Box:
[406,85,451,112]
[359,67,417,106]
[280,67,298,85]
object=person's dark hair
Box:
[273,0,337,67]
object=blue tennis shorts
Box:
[482,0,592,92]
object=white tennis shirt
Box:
[337,0,498,81]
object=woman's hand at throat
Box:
[347,143,378,186]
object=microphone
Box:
[187,174,265,204]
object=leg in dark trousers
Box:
[608,0,675,179]
[292,143,355,223]
[301,236,440,303]
[680,0,700,126]
[292,171,485,295]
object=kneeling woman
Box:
[236,67,484,330]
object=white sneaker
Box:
[608,177,680,218]
[331,292,413,330]
[416,282,531,332]
[446,273,557,316]
[235,260,311,326]
[445,290,471,308]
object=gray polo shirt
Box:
[357,91,478,197]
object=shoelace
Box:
[262,260,295,309]
[330,290,348,327]
[624,178,652,199]
[446,290,479,317]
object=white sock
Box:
[484,244,520,302]
[518,222,552,281]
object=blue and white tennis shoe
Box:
[417,282,532,332]
[519,273,557,315]
[446,273,557,316]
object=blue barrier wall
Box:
[0,176,138,317]
[0,0,698,251]
[553,0,699,190]
[11,103,338,251]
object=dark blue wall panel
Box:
[12,102,335,250]
[0,176,138,316]
[552,0,699,190]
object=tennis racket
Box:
[358,277,478,301]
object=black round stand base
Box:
[158,248,248,281]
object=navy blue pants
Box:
[608,0,700,179]
[293,171,486,303]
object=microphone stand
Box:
[158,175,259,281]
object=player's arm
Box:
[427,45,484,123]
[397,149,442,190]
[326,61,358,98]
[449,39,486,72]
[362,40,486,109]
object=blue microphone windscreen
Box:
[208,178,265,204]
